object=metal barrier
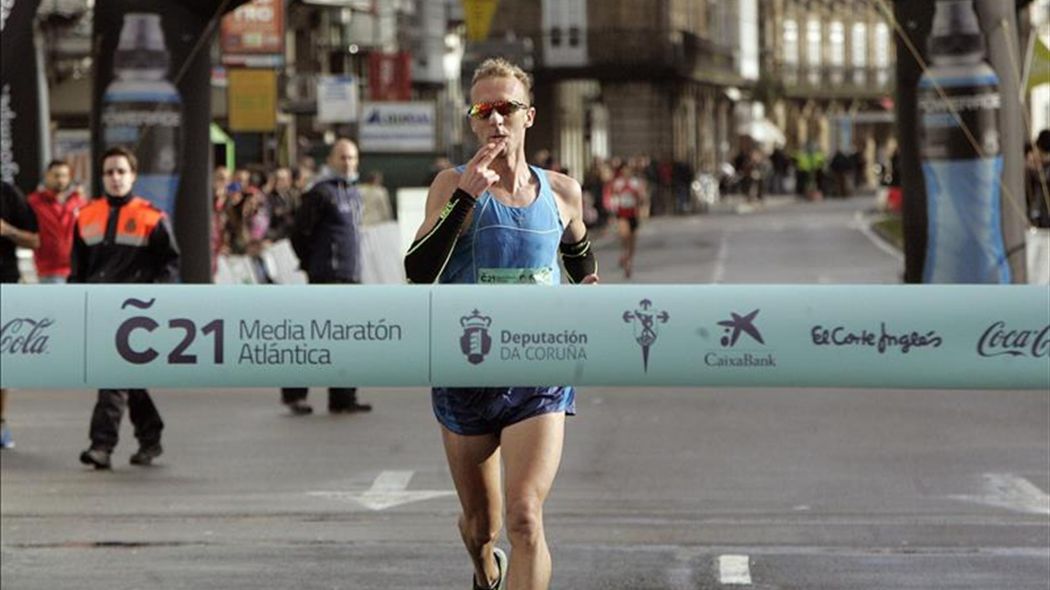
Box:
[1,284,1047,389]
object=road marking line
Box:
[950,473,1050,515]
[307,470,454,511]
[712,234,729,283]
[371,470,413,492]
[718,554,752,585]
[853,211,904,262]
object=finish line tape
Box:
[1,284,1047,389]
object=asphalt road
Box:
[2,195,1048,589]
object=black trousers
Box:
[281,275,358,410]
[281,387,357,410]
[89,388,164,452]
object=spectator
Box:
[0,180,40,449]
[851,146,868,190]
[655,157,675,214]
[297,154,317,176]
[424,157,452,185]
[1028,130,1050,228]
[265,167,298,241]
[885,148,903,213]
[672,160,693,214]
[796,141,826,200]
[359,170,394,226]
[0,181,39,281]
[27,160,86,283]
[72,147,179,470]
[769,147,791,194]
[293,165,314,193]
[284,139,371,415]
[830,149,853,198]
[211,165,232,274]
[223,183,252,256]
[582,157,612,228]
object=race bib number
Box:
[478,267,554,285]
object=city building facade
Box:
[759,0,897,186]
[479,0,757,185]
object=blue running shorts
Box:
[431,386,576,436]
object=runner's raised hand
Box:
[457,139,506,197]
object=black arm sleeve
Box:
[403,188,476,283]
[560,232,597,284]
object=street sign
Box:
[359,102,436,152]
[221,0,284,66]
[316,75,359,123]
[463,0,499,42]
[228,68,277,132]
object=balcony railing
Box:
[536,29,738,81]
[775,64,894,98]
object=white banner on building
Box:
[739,0,760,80]
[316,75,359,123]
[412,0,448,84]
[359,101,436,152]
[542,0,587,67]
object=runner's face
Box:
[102,156,136,197]
[469,76,534,159]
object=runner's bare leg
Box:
[442,427,504,587]
[500,412,566,590]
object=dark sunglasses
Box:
[466,100,530,119]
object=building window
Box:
[874,22,890,86]
[806,18,822,66]
[873,22,890,68]
[784,19,799,65]
[829,21,845,67]
[851,22,867,67]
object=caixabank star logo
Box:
[460,309,493,365]
[622,298,670,372]
[705,309,777,368]
[717,309,764,347]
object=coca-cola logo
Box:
[977,322,1049,358]
[0,317,54,355]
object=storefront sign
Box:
[359,101,435,152]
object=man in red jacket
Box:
[27,159,86,283]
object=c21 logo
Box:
[115,298,224,365]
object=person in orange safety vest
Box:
[71,146,179,470]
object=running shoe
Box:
[329,402,372,414]
[472,546,507,590]
[0,421,13,449]
[79,448,112,470]
[286,400,314,415]
[130,444,163,466]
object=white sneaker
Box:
[472,546,507,590]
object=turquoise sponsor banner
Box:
[431,285,1048,389]
[0,285,86,388]
[3,285,429,388]
[1,284,1047,389]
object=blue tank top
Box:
[439,165,563,285]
